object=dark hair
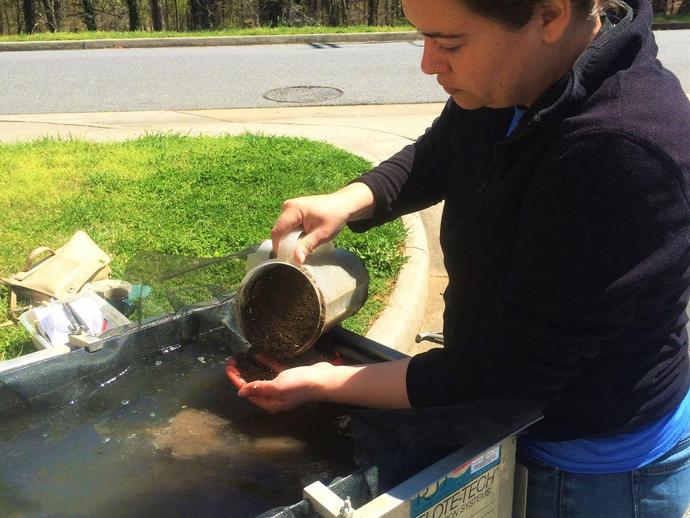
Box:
[461,0,624,29]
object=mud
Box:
[147,408,306,461]
[239,264,324,358]
[0,337,355,518]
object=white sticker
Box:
[470,446,500,474]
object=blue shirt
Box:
[519,387,690,473]
[506,107,526,137]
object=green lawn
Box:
[0,134,406,360]
[654,14,690,23]
[0,25,414,43]
[653,14,690,23]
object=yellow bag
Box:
[1,231,111,322]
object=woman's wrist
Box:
[310,362,341,402]
[333,183,375,222]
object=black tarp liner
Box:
[0,300,541,517]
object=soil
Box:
[239,263,323,358]
[233,353,278,382]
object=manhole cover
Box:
[263,86,343,104]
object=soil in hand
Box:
[239,263,323,358]
[233,353,278,382]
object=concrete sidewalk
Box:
[0,103,446,355]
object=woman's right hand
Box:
[271,183,375,264]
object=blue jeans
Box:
[516,428,690,518]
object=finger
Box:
[254,352,288,373]
[225,362,247,390]
[237,380,264,398]
[296,225,334,264]
[237,382,283,413]
[246,395,294,414]
[271,204,303,255]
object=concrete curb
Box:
[365,212,429,354]
[0,31,420,52]
[0,22,685,52]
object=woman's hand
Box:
[271,183,375,264]
[227,355,335,413]
[227,354,412,412]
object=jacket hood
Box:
[529,0,657,123]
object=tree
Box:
[367,0,378,25]
[22,0,36,33]
[150,0,164,30]
[39,0,59,31]
[126,0,140,30]
[258,0,284,26]
[82,0,97,30]
[323,0,346,25]
[679,0,690,14]
[53,0,62,30]
[189,0,213,29]
[651,0,669,14]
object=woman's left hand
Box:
[227,354,412,412]
[227,354,334,413]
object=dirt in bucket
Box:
[239,263,324,358]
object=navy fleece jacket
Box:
[349,0,690,440]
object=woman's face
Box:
[403,0,549,109]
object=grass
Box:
[0,15,686,43]
[0,134,406,360]
[653,14,690,23]
[0,24,414,43]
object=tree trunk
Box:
[173,0,179,31]
[126,0,140,30]
[14,0,22,32]
[189,0,212,29]
[40,0,57,31]
[309,0,318,21]
[22,0,36,33]
[150,0,164,30]
[323,0,346,25]
[82,0,97,30]
[258,0,283,26]
[367,0,378,25]
[53,0,62,30]
[678,0,690,14]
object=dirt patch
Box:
[239,263,323,358]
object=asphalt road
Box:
[0,30,688,115]
[0,40,437,114]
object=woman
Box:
[227,0,690,515]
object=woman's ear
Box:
[538,0,573,43]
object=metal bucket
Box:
[236,230,369,357]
